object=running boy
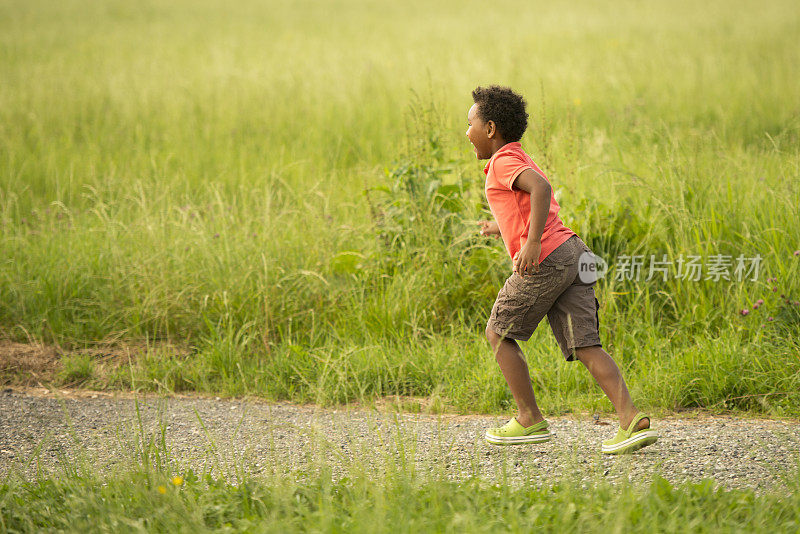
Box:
[467,85,657,454]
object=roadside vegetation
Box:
[5,458,800,533]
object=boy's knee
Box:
[574,344,602,363]
[485,325,502,345]
[574,345,602,360]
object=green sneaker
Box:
[485,418,552,446]
[602,412,658,454]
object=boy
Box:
[467,85,657,454]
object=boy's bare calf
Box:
[574,345,649,431]
[486,327,649,431]
[485,327,544,428]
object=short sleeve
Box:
[491,151,533,190]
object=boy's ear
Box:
[486,120,496,138]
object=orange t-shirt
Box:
[484,142,575,263]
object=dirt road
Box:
[1,388,798,490]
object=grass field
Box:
[4,453,799,533]
[1,0,800,419]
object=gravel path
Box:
[1,388,798,491]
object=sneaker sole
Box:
[485,432,552,446]
[601,430,658,454]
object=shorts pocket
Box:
[505,276,537,308]
[492,274,539,332]
[541,237,578,271]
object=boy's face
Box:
[466,103,494,160]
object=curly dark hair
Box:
[471,85,529,143]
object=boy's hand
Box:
[478,220,500,238]
[513,241,542,276]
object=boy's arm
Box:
[511,168,551,275]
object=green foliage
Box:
[368,97,470,252]
[364,95,507,322]
[565,197,658,262]
[57,354,95,386]
[2,455,800,532]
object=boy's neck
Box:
[488,137,510,158]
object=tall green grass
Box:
[1,0,799,414]
[5,463,800,533]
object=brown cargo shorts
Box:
[487,235,602,361]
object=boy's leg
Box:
[574,345,649,431]
[485,326,544,428]
[484,240,582,431]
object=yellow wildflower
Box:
[172,476,184,486]
[157,485,167,494]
